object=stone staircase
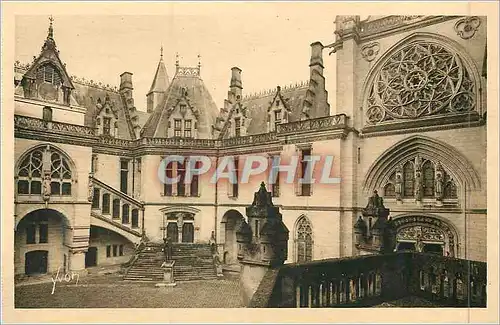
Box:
[123,244,164,282]
[123,243,217,282]
[171,243,218,281]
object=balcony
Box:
[249,252,486,308]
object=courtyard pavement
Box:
[15,273,244,308]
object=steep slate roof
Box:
[216,81,310,137]
[147,54,170,95]
[140,66,219,139]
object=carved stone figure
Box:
[395,168,403,200]
[43,173,51,200]
[414,170,422,201]
[435,172,444,200]
[415,235,424,253]
[87,176,94,202]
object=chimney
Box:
[309,42,324,75]
[230,67,243,100]
[120,72,133,92]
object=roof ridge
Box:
[242,80,310,101]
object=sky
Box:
[15,5,340,112]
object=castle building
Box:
[14,15,486,276]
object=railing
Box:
[15,114,350,150]
[251,252,487,308]
[221,132,278,148]
[14,115,96,136]
[276,114,348,135]
[90,177,144,233]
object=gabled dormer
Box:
[267,86,292,132]
[95,94,119,137]
[166,88,200,138]
[21,17,75,106]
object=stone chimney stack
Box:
[309,41,324,75]
[229,67,243,101]
[302,42,329,119]
[120,72,133,92]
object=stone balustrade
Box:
[249,252,486,308]
[276,114,348,134]
[90,177,144,234]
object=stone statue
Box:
[415,235,424,253]
[435,172,444,200]
[252,182,272,206]
[415,155,422,171]
[42,173,51,200]
[395,168,403,200]
[414,170,422,201]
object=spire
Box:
[48,15,54,39]
[43,15,56,50]
[147,47,170,112]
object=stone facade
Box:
[13,15,487,277]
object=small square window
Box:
[185,120,192,129]
[174,119,182,130]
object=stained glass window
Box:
[422,160,435,197]
[403,162,415,197]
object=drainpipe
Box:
[214,155,219,243]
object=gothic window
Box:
[17,149,43,194]
[384,183,396,197]
[422,161,435,197]
[50,151,72,195]
[444,179,458,199]
[131,209,139,228]
[112,199,120,218]
[190,160,201,197]
[403,162,414,197]
[365,40,476,124]
[122,204,130,224]
[17,146,73,196]
[296,216,313,263]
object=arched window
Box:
[50,151,72,195]
[403,162,414,197]
[422,161,435,198]
[384,183,396,197]
[296,216,313,263]
[444,179,458,199]
[131,209,139,228]
[112,199,120,218]
[122,204,130,224]
[17,146,73,196]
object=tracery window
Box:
[403,162,415,197]
[422,161,435,198]
[296,216,313,263]
[17,146,72,196]
[365,40,476,125]
[384,183,396,197]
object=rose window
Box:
[365,41,476,124]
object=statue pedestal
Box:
[155,260,176,287]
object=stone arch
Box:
[392,214,460,258]
[16,143,78,175]
[87,225,136,268]
[220,209,245,265]
[15,208,72,275]
[294,215,314,263]
[90,215,141,245]
[362,135,481,194]
[15,207,71,230]
[360,32,483,121]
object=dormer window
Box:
[184,120,192,138]
[103,117,111,136]
[37,64,61,86]
[174,119,182,137]
[235,117,241,137]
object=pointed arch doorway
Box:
[220,210,245,265]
